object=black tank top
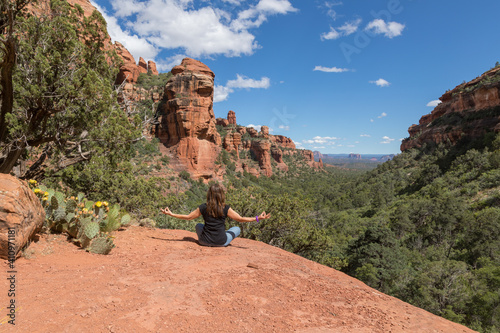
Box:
[198,203,230,245]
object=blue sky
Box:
[91,0,500,154]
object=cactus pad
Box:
[84,222,100,239]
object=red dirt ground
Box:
[1,226,477,332]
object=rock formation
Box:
[251,140,272,177]
[271,135,296,149]
[138,57,148,74]
[216,118,229,127]
[227,110,236,125]
[157,58,221,178]
[0,175,45,259]
[247,127,259,137]
[402,66,500,151]
[114,42,159,85]
[114,42,142,84]
[148,60,159,75]
[260,126,270,138]
[237,127,247,136]
[223,132,242,157]
[271,147,289,172]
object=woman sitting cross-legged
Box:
[161,183,271,247]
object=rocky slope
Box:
[401,66,500,151]
[1,226,476,332]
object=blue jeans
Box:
[195,223,241,247]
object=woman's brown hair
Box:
[206,183,226,217]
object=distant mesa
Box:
[313,151,324,161]
[349,153,361,159]
[401,66,500,151]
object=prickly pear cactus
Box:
[88,235,115,255]
[30,183,124,255]
[84,222,100,239]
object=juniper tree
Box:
[0,0,140,177]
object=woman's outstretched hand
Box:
[258,211,271,221]
[161,207,173,216]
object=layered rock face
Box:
[271,135,296,149]
[0,175,45,259]
[157,58,221,178]
[251,140,272,177]
[214,110,320,176]
[402,66,500,151]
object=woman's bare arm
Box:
[227,208,271,223]
[161,207,201,220]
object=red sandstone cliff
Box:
[401,66,500,151]
[156,58,221,179]
[213,109,320,177]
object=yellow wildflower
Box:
[42,197,48,201]
[34,188,41,194]
[44,191,49,197]
[95,201,102,208]
[103,201,108,207]
[29,179,37,185]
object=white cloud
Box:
[226,74,270,89]
[278,125,290,130]
[365,19,405,38]
[247,124,262,131]
[370,78,390,87]
[324,1,342,20]
[427,100,442,107]
[321,18,362,40]
[378,112,387,118]
[303,136,337,146]
[360,134,371,137]
[91,1,158,61]
[256,0,297,14]
[214,74,270,102]
[100,0,296,60]
[231,0,298,31]
[214,85,233,103]
[313,66,350,73]
[223,0,244,5]
[381,136,396,144]
[370,119,374,122]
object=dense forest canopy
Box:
[1,1,498,332]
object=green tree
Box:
[0,0,30,171]
[1,0,139,177]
